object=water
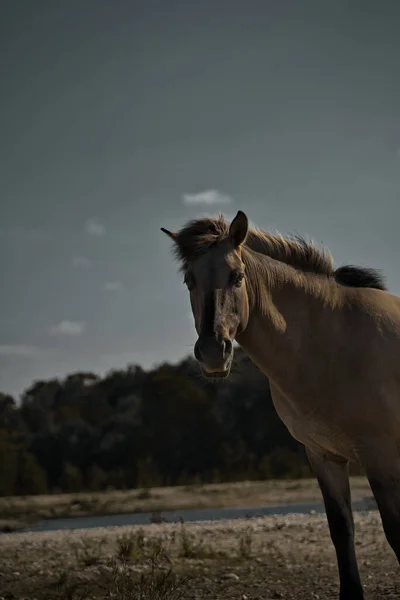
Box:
[18,497,374,534]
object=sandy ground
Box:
[1,510,399,600]
[0,477,373,524]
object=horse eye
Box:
[232,271,245,287]
[184,272,196,291]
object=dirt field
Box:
[1,510,399,600]
[0,476,372,524]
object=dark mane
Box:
[334,265,386,291]
[172,214,386,291]
[173,215,229,268]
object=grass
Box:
[0,476,373,524]
[87,528,193,600]
[237,527,253,559]
[108,549,190,600]
[49,571,91,600]
[73,535,107,566]
[176,522,220,559]
[0,511,399,599]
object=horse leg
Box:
[306,447,364,600]
[364,453,400,562]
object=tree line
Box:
[0,349,315,497]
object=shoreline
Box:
[1,509,398,599]
[0,476,371,523]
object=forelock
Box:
[173,214,230,271]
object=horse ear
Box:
[229,211,248,248]
[161,227,178,242]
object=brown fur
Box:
[162,211,400,599]
[173,213,386,290]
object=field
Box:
[0,476,373,527]
[1,477,397,599]
[1,510,399,599]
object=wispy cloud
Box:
[85,218,105,236]
[182,189,233,206]
[49,320,86,336]
[0,344,48,358]
[104,281,122,292]
[72,256,93,268]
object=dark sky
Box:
[1,0,400,397]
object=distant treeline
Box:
[1,349,323,497]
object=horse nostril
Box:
[194,341,203,362]
[223,338,233,358]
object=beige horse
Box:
[161,210,400,600]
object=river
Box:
[16,497,375,534]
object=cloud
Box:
[104,281,122,292]
[49,320,86,336]
[182,189,233,206]
[0,344,45,358]
[85,218,105,236]
[72,256,92,268]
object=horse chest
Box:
[270,389,314,438]
[270,388,353,458]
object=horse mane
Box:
[333,265,386,291]
[173,214,386,291]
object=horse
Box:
[161,210,400,599]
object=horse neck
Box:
[237,259,341,393]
